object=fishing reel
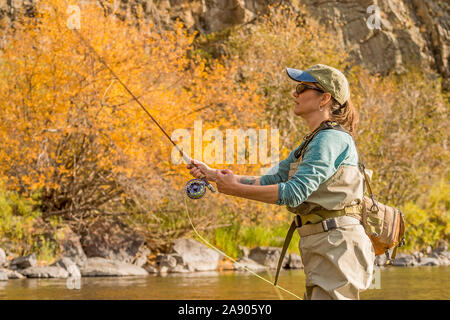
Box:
[185,178,216,199]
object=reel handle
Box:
[203,178,216,193]
[188,157,216,193]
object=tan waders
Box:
[298,216,375,300]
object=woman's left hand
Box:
[216,169,238,195]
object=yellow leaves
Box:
[0,1,266,228]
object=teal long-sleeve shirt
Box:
[260,129,359,208]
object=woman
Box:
[186,64,375,300]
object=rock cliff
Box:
[1,0,448,87]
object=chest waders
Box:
[274,120,363,285]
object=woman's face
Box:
[292,82,325,116]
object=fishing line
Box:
[183,197,302,300]
[69,25,301,300]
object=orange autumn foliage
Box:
[0,1,266,237]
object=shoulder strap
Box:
[294,120,350,159]
[359,161,379,211]
[327,126,379,209]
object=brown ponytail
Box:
[329,98,359,135]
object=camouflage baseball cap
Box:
[286,64,350,105]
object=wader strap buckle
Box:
[274,215,302,286]
[321,218,337,232]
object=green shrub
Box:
[0,182,58,262]
[400,176,449,252]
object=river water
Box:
[1,267,449,300]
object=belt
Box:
[297,215,361,237]
[300,204,363,225]
[273,205,362,286]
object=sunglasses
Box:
[295,83,324,95]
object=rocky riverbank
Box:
[0,237,449,281]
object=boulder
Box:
[412,251,424,263]
[55,226,87,266]
[286,253,303,269]
[153,253,190,273]
[143,264,158,274]
[167,264,190,273]
[0,269,8,281]
[159,266,170,274]
[428,252,450,266]
[81,219,146,265]
[419,257,441,266]
[5,269,25,279]
[0,248,6,267]
[433,240,448,254]
[80,257,148,277]
[234,257,267,272]
[440,251,450,260]
[156,254,182,269]
[391,253,417,267]
[51,257,81,278]
[9,253,37,270]
[170,239,220,272]
[248,246,289,269]
[51,257,75,269]
[440,256,450,266]
[239,245,249,258]
[19,266,69,278]
[133,246,151,267]
[429,252,443,260]
[66,264,82,278]
[436,251,450,265]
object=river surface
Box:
[1,266,449,300]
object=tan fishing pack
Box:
[359,162,406,258]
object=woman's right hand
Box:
[186,158,217,182]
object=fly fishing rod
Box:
[72,29,215,199]
[69,26,301,301]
